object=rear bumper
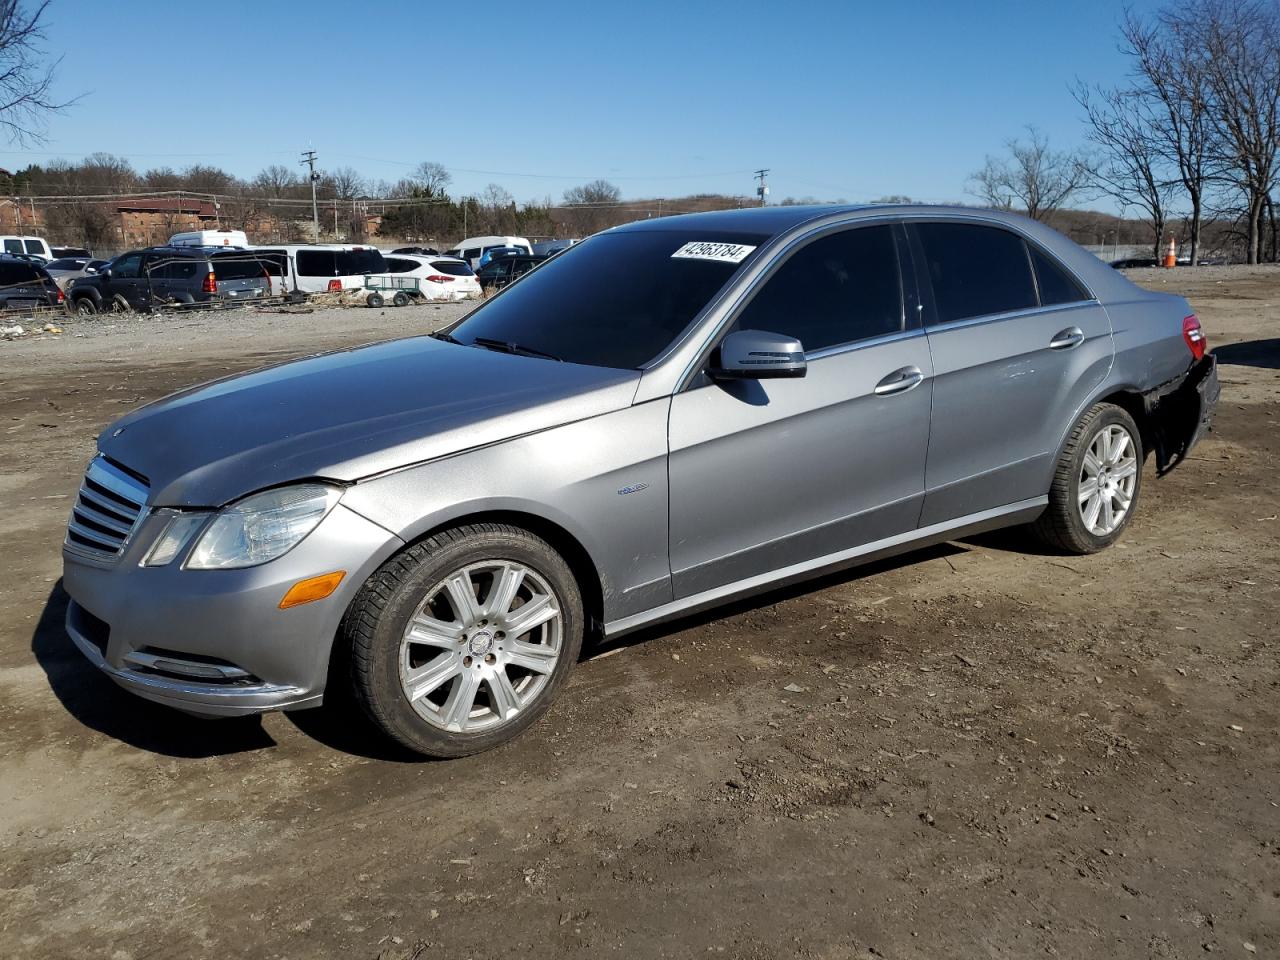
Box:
[1145,354,1220,474]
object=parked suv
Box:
[62,206,1218,759]
[67,247,270,314]
[0,255,64,309]
[476,254,548,291]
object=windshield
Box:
[448,229,767,368]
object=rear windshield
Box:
[46,258,85,270]
[0,261,42,284]
[211,253,271,280]
[448,230,768,369]
[430,260,474,277]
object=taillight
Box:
[55,286,64,303]
[1182,314,1206,360]
[202,272,217,293]
[327,279,342,292]
[425,275,454,284]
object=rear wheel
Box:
[392,291,410,307]
[345,523,583,758]
[366,292,384,308]
[1033,403,1143,554]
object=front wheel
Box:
[1033,403,1143,554]
[73,297,97,316]
[344,523,584,758]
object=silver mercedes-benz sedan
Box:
[61,205,1218,757]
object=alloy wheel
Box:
[398,560,562,733]
[1078,424,1138,536]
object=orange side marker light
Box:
[279,571,346,609]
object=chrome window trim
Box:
[803,326,926,362]
[920,298,1102,334]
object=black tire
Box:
[366,292,384,308]
[1033,402,1144,554]
[73,297,97,316]
[392,291,410,307]
[343,523,584,758]
[109,294,131,313]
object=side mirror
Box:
[710,329,807,380]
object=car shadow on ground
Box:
[30,581,278,758]
[585,541,971,659]
[1212,339,1280,369]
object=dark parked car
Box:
[0,255,64,310]
[476,254,548,291]
[67,247,271,315]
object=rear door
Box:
[668,222,934,596]
[908,220,1113,525]
[211,253,269,300]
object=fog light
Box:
[279,571,346,609]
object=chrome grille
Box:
[66,457,149,559]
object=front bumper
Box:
[1145,354,1220,475]
[62,502,403,718]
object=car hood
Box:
[98,336,641,507]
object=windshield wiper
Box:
[469,336,563,362]
[430,331,463,344]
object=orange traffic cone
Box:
[1164,236,1177,268]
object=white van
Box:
[446,235,532,270]
[168,229,250,248]
[0,235,52,260]
[248,244,389,295]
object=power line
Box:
[300,150,320,242]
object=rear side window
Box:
[335,249,386,275]
[150,256,198,280]
[735,225,904,352]
[384,257,417,274]
[462,248,480,260]
[3,239,21,254]
[430,260,474,277]
[0,261,39,284]
[1029,246,1089,306]
[23,239,44,255]
[296,250,336,277]
[915,222,1037,323]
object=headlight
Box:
[186,484,342,570]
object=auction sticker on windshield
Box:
[671,241,757,264]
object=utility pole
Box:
[300,149,320,241]
[754,168,770,207]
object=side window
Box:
[735,224,904,353]
[463,248,480,261]
[3,239,22,254]
[385,258,413,274]
[23,239,44,255]
[1029,246,1089,306]
[296,250,336,277]
[111,254,142,278]
[914,222,1037,323]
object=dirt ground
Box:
[1,271,1277,960]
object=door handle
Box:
[874,365,925,396]
[1049,326,1085,350]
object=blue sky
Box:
[13,0,1158,205]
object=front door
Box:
[668,222,934,598]
[907,220,1115,525]
[106,252,147,308]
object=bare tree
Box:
[562,179,622,234]
[1074,82,1172,258]
[0,1,73,143]
[411,161,452,198]
[253,164,301,198]
[1120,9,1220,264]
[326,165,364,201]
[968,127,1090,222]
[1181,0,1280,264]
